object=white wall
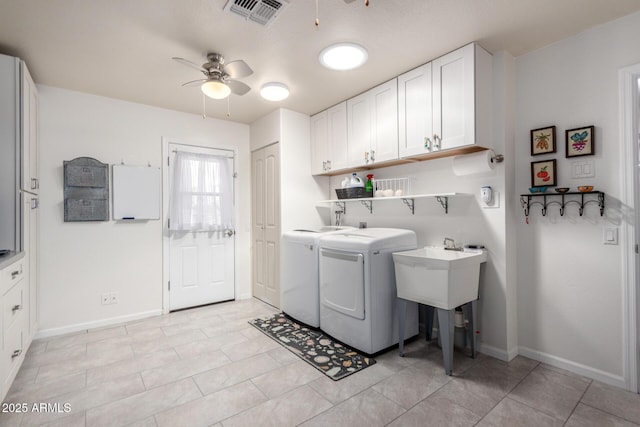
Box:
[515,11,640,388]
[38,86,251,336]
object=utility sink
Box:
[392,247,487,310]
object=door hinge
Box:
[167,156,170,166]
[233,172,238,178]
[167,218,170,229]
[168,281,171,291]
[636,244,639,254]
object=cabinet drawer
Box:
[1,260,24,293]
[3,280,26,332]
[1,315,26,392]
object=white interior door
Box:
[252,143,280,307]
[168,143,235,311]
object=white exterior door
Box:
[168,143,235,311]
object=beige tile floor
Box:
[2,298,640,427]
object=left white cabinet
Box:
[21,62,39,194]
[0,56,38,401]
[0,257,30,399]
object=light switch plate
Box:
[603,227,618,245]
[571,160,595,179]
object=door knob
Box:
[225,229,236,237]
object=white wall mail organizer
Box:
[112,164,161,220]
[63,157,109,222]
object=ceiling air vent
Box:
[223,0,289,27]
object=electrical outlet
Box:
[109,292,119,304]
[101,293,110,305]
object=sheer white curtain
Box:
[170,151,233,231]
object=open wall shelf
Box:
[318,193,463,215]
[519,191,605,217]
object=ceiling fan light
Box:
[319,43,368,70]
[260,82,290,101]
[201,80,231,99]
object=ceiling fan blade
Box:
[225,60,253,79]
[227,80,251,96]
[172,57,207,73]
[181,79,206,87]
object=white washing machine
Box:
[318,228,419,355]
[281,226,354,327]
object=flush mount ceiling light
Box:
[260,82,290,101]
[201,78,232,99]
[319,43,368,71]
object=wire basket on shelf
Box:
[374,177,411,197]
[335,187,372,199]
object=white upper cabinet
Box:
[310,102,348,175]
[399,43,492,157]
[327,102,348,171]
[310,110,329,175]
[21,62,38,194]
[398,63,433,157]
[347,79,398,168]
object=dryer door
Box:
[320,248,365,320]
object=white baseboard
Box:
[478,342,512,361]
[518,346,627,389]
[35,310,162,339]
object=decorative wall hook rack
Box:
[519,191,605,219]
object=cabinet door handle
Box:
[364,152,369,164]
[322,161,327,171]
[370,150,375,162]
[31,198,39,209]
[326,160,332,170]
[12,349,22,359]
[12,304,22,313]
[424,137,432,150]
[433,134,441,150]
[11,270,20,279]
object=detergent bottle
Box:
[350,173,364,187]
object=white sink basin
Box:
[392,247,487,310]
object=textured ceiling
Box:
[1,0,640,124]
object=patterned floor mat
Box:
[248,313,376,381]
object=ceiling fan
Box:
[172,53,253,100]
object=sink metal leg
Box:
[425,305,435,341]
[462,301,477,358]
[437,308,455,375]
[397,298,407,357]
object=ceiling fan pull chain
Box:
[202,93,206,119]
[227,97,231,118]
[315,0,320,26]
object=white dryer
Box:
[281,226,354,327]
[318,228,419,355]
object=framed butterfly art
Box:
[566,126,594,157]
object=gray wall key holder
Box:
[63,157,109,222]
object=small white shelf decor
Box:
[318,192,464,215]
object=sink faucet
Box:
[443,237,462,250]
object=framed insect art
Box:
[531,126,556,156]
[566,126,594,157]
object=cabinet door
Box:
[310,111,329,175]
[432,43,475,151]
[370,79,398,164]
[327,102,348,172]
[398,64,433,157]
[347,91,372,168]
[24,195,38,336]
[21,62,38,194]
